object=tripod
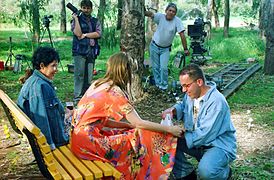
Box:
[39,17,64,71]
[5,37,16,69]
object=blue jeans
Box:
[173,138,232,180]
[149,42,170,90]
[73,55,94,104]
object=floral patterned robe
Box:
[71,84,177,179]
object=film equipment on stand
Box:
[5,37,16,70]
[187,18,211,65]
[39,15,64,71]
[5,37,31,73]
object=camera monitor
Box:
[187,24,203,38]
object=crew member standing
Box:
[71,0,102,104]
[145,2,189,90]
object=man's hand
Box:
[72,13,78,20]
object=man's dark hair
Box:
[80,0,93,8]
[179,63,205,82]
[32,46,60,70]
[166,2,177,12]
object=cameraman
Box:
[71,0,102,105]
[145,2,189,91]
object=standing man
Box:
[145,2,189,90]
[71,0,102,104]
[162,64,237,179]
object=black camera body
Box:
[42,15,53,28]
[188,18,207,39]
[187,18,210,65]
[66,3,82,17]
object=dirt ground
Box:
[0,89,273,179]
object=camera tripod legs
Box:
[39,27,64,71]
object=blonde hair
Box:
[95,52,132,92]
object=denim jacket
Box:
[17,70,68,150]
[174,81,237,160]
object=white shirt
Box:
[193,95,204,130]
[152,13,185,47]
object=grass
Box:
[0,26,273,179]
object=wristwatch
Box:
[83,33,87,38]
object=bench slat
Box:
[39,143,51,155]
[59,146,94,180]
[44,157,58,174]
[53,159,72,180]
[43,152,54,163]
[36,133,47,144]
[105,162,122,179]
[0,90,40,135]
[53,148,83,180]
[81,160,103,179]
[10,111,25,132]
[94,160,113,176]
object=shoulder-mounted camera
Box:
[66,3,83,17]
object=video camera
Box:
[188,18,207,39]
[42,15,53,28]
[66,3,82,17]
[187,18,210,64]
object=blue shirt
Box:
[17,70,68,150]
[174,81,237,160]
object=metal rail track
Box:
[207,63,262,98]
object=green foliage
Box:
[231,0,260,24]
[232,151,273,179]
[228,72,274,126]
[98,1,120,48]
[100,27,120,49]
[209,28,265,62]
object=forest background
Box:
[0,0,273,179]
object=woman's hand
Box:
[65,107,74,120]
[162,107,175,119]
[168,125,185,137]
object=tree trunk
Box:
[60,0,67,33]
[116,0,123,30]
[264,0,274,75]
[212,0,220,27]
[98,0,106,32]
[259,0,266,37]
[32,0,40,45]
[223,0,230,37]
[145,0,159,51]
[206,0,213,22]
[120,0,145,100]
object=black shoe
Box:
[168,170,197,180]
[182,170,197,180]
[227,167,232,180]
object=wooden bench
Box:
[0,89,122,180]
